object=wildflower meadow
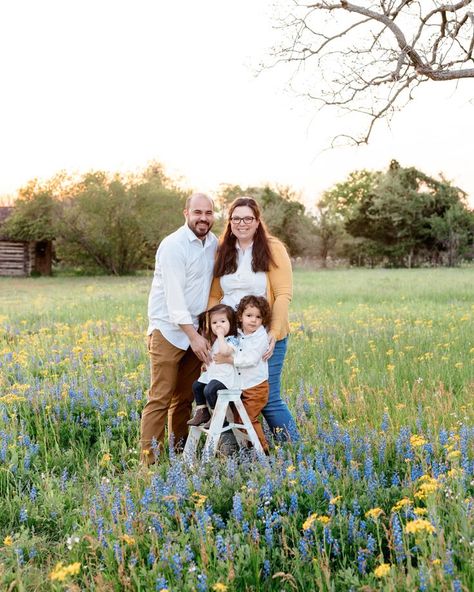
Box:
[0,268,473,591]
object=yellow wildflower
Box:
[365,507,384,521]
[192,492,207,508]
[410,435,427,447]
[432,558,441,566]
[49,562,81,582]
[317,515,331,526]
[374,563,391,578]
[447,450,461,461]
[212,584,228,592]
[413,508,428,516]
[99,453,112,466]
[329,496,342,505]
[404,519,436,535]
[414,477,439,500]
[302,513,318,531]
[121,534,136,545]
[3,535,13,547]
[391,497,412,512]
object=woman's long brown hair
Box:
[214,197,276,277]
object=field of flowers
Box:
[0,268,473,591]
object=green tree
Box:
[5,164,187,275]
[56,168,185,275]
[2,179,57,241]
[343,161,473,267]
[315,170,379,265]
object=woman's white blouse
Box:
[220,243,267,309]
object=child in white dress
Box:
[187,304,239,426]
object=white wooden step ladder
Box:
[183,389,264,463]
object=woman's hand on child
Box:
[213,352,233,364]
[262,333,276,361]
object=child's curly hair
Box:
[236,295,271,328]
[197,304,238,344]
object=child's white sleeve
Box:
[233,331,268,368]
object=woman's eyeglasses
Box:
[230,216,256,225]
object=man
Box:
[140,193,217,461]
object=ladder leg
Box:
[183,427,203,465]
[202,400,228,460]
[233,400,264,454]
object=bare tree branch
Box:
[267,0,474,143]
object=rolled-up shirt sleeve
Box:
[233,330,269,368]
[159,243,193,326]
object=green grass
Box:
[0,268,473,591]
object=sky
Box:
[0,0,473,211]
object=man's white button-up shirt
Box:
[147,224,218,350]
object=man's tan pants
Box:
[140,330,201,461]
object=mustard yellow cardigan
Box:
[207,236,293,341]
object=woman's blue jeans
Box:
[262,337,300,442]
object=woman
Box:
[208,197,299,442]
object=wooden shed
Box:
[0,206,53,276]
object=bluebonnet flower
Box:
[147,551,156,566]
[443,548,454,576]
[171,553,183,577]
[366,533,376,555]
[264,517,274,548]
[29,486,37,502]
[453,580,462,592]
[140,487,153,510]
[378,437,386,464]
[28,547,37,560]
[289,493,298,515]
[298,537,310,561]
[113,541,123,563]
[262,558,271,577]
[184,544,194,563]
[357,548,366,575]
[215,534,227,561]
[60,468,68,492]
[232,493,243,522]
[418,565,427,591]
[155,576,168,591]
[196,573,208,591]
[381,413,389,432]
[19,507,28,523]
[124,517,133,535]
[439,429,448,446]
[124,487,135,516]
[15,548,25,566]
[348,514,355,543]
[391,515,405,563]
[391,472,401,486]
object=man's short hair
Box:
[185,193,214,210]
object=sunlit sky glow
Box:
[1,0,472,210]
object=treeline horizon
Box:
[2,159,473,274]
